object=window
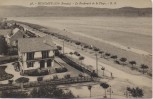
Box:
[42,51,49,58]
[27,52,34,60]
[47,59,52,67]
[40,60,45,68]
[27,62,34,68]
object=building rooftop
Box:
[18,36,57,53]
[7,28,20,38]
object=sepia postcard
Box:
[0,0,152,98]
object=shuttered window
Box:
[42,51,49,58]
[27,52,34,60]
[27,62,34,68]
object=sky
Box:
[0,0,152,8]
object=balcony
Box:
[20,56,54,62]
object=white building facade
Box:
[18,37,57,74]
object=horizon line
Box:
[0,5,152,9]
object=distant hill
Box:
[0,6,152,17]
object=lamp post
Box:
[106,85,113,99]
[110,72,113,78]
[109,85,112,98]
[63,40,65,54]
[124,89,129,98]
[95,53,98,76]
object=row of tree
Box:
[74,42,149,75]
[73,42,150,75]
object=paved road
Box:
[54,39,151,87]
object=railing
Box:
[0,76,98,91]
[20,56,54,62]
[59,54,97,77]
[24,76,96,88]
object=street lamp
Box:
[110,72,113,78]
[124,87,130,98]
[63,40,65,54]
[124,91,129,98]
[107,85,113,99]
[95,53,98,76]
[107,85,113,98]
